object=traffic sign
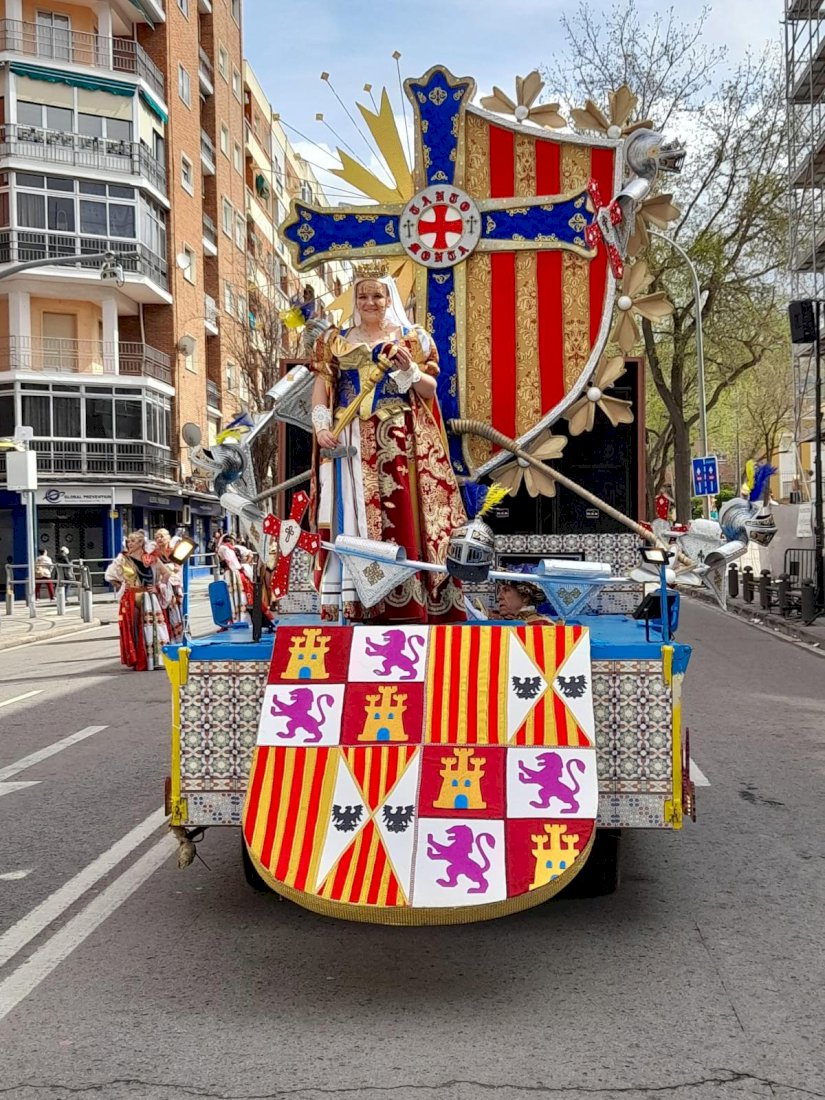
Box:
[691,455,719,497]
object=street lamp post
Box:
[648,229,709,517]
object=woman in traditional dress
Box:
[105,530,170,671]
[153,527,184,643]
[310,262,466,623]
[237,545,275,629]
[215,532,247,623]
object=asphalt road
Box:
[0,601,823,1100]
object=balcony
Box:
[118,342,173,385]
[202,213,218,256]
[0,232,168,290]
[200,130,216,176]
[206,379,221,409]
[0,336,172,383]
[0,20,165,102]
[198,46,214,95]
[0,125,167,196]
[204,294,219,334]
[29,439,177,480]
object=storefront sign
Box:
[188,498,222,517]
[36,487,113,506]
[132,489,183,511]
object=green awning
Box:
[139,90,168,124]
[9,62,134,97]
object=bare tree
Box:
[546,3,789,520]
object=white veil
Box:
[349,273,411,331]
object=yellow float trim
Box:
[662,646,683,829]
[163,647,190,826]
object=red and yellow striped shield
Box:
[243,623,598,924]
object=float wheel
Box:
[559,828,622,898]
[241,837,272,893]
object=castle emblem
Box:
[434,747,487,811]
[529,824,581,890]
[358,685,409,742]
[284,628,330,680]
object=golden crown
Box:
[353,259,390,280]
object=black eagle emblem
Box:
[556,674,588,699]
[382,805,415,833]
[331,804,363,832]
[512,675,543,700]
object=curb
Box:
[0,618,103,651]
[685,589,824,650]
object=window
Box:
[218,46,229,81]
[178,65,191,107]
[177,0,189,14]
[182,244,196,284]
[232,68,241,101]
[15,176,137,241]
[0,391,14,437]
[234,212,244,250]
[230,0,240,24]
[220,124,229,157]
[181,154,194,195]
[182,339,196,373]
[221,198,233,237]
[224,282,234,316]
[116,398,142,440]
[233,142,241,174]
[226,360,235,390]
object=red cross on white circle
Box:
[417,204,464,250]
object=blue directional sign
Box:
[691,455,719,497]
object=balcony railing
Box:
[204,294,219,332]
[0,232,168,290]
[0,20,165,101]
[29,439,177,480]
[201,130,216,174]
[118,342,172,384]
[203,213,217,248]
[0,336,172,382]
[198,45,214,91]
[0,124,167,195]
[206,379,221,408]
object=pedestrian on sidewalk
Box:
[35,549,55,600]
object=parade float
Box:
[162,65,776,924]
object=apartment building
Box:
[785,0,824,503]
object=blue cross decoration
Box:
[281,66,599,474]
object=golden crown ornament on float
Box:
[353,259,391,280]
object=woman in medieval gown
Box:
[310,262,466,624]
[105,530,170,671]
[215,533,247,623]
[153,527,184,643]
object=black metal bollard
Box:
[728,566,739,599]
[777,574,790,617]
[742,567,754,604]
[801,580,817,625]
[759,569,772,611]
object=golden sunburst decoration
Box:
[627,193,682,257]
[480,71,566,129]
[493,431,567,498]
[569,84,652,139]
[611,260,674,354]
[564,356,634,436]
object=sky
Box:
[243,0,783,172]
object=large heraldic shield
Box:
[281,65,621,475]
[243,624,598,924]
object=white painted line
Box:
[0,725,108,782]
[0,832,174,1023]
[0,781,40,800]
[0,690,43,710]
[0,806,165,970]
[0,870,32,881]
[690,759,711,787]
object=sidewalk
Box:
[686,587,825,651]
[0,601,103,650]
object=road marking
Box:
[0,871,32,881]
[0,690,43,710]
[690,759,711,787]
[0,806,165,970]
[0,832,174,1023]
[0,725,108,782]
[0,781,40,800]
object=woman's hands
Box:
[316,428,337,451]
[391,345,415,371]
